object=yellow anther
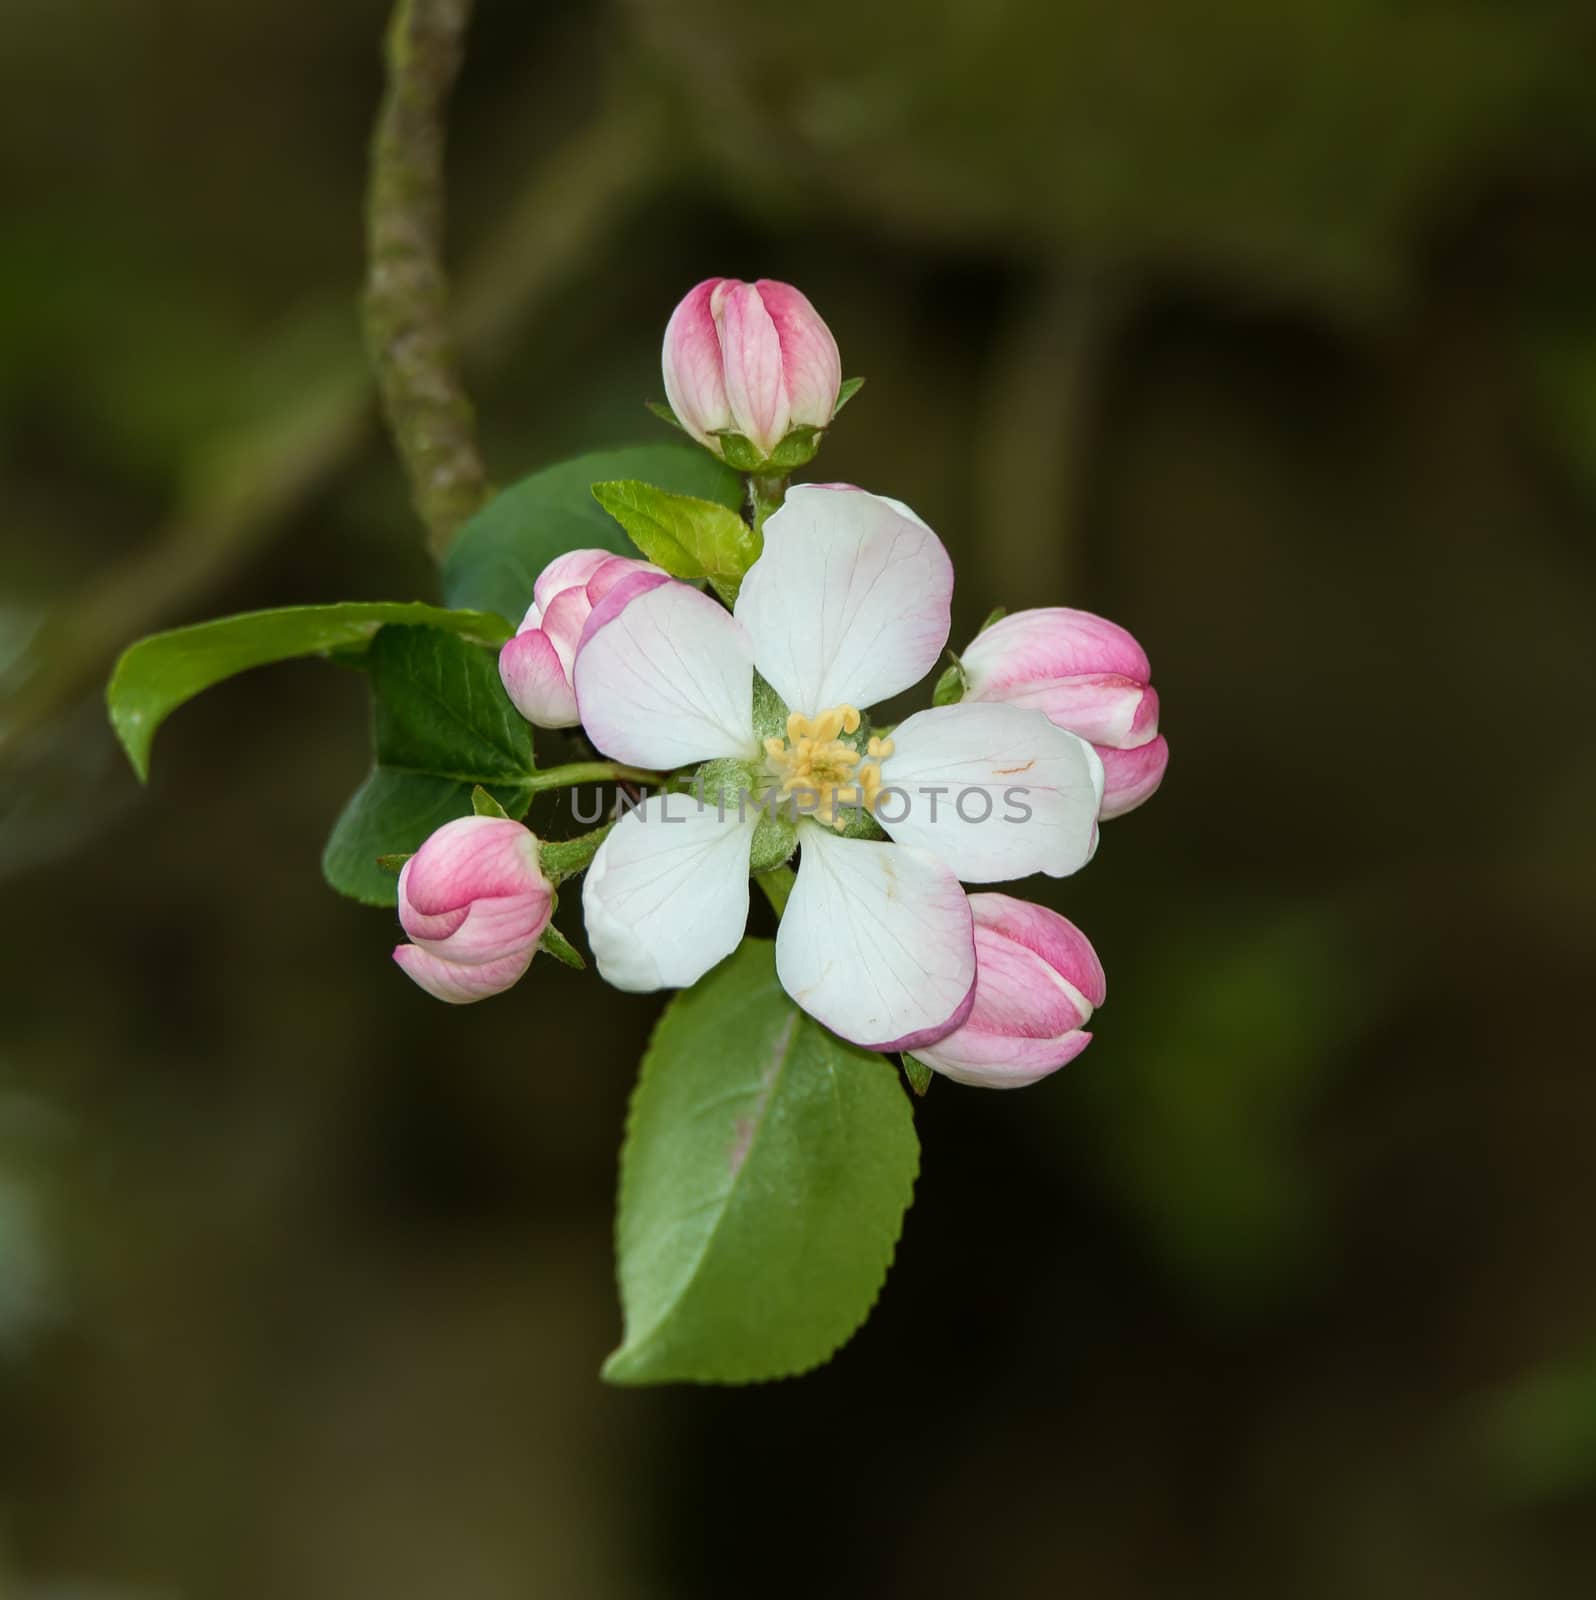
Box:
[762,703,888,830]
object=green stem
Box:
[756,866,795,917]
[747,471,788,538]
[523,760,662,794]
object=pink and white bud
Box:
[393,815,553,1004]
[498,549,665,728]
[661,277,842,459]
[912,894,1106,1089]
[959,607,1168,819]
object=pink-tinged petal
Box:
[574,566,674,654]
[877,702,1104,882]
[499,627,578,728]
[400,817,543,916]
[582,794,757,992]
[756,278,841,429]
[775,829,975,1051]
[915,1027,1093,1090]
[1097,735,1169,819]
[912,893,1103,1088]
[393,942,534,1005]
[662,278,734,451]
[977,673,1152,747]
[734,484,953,715]
[1126,684,1160,746]
[584,553,659,606]
[533,547,620,615]
[393,816,552,1003]
[534,585,592,673]
[968,892,1105,1008]
[713,280,791,456]
[962,608,1152,692]
[573,580,757,769]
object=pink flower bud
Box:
[393,816,553,1004]
[913,894,1106,1088]
[661,278,842,459]
[959,607,1168,819]
[498,549,665,728]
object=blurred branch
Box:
[973,267,1130,605]
[365,0,487,561]
[0,97,666,772]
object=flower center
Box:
[762,705,895,831]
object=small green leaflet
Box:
[902,1055,934,1096]
[591,479,760,604]
[442,443,742,621]
[322,625,535,906]
[106,602,511,781]
[605,939,919,1385]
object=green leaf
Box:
[106,602,512,782]
[471,785,511,819]
[932,661,966,706]
[902,1054,933,1096]
[832,376,865,416]
[442,445,742,620]
[322,625,535,906]
[591,479,760,600]
[604,939,918,1385]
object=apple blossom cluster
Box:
[392,276,1167,1089]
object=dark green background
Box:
[3,0,1595,1593]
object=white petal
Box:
[734,485,952,715]
[582,794,756,991]
[876,703,1105,882]
[573,581,757,768]
[775,828,974,1050]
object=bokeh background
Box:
[4,0,1596,1594]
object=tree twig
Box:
[364,0,487,560]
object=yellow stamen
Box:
[763,704,889,830]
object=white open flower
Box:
[575,485,1104,1049]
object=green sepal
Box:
[711,430,767,472]
[977,605,1008,634]
[902,1055,934,1097]
[932,660,966,707]
[832,376,865,416]
[749,812,798,872]
[471,785,511,820]
[835,805,888,842]
[540,823,615,886]
[644,398,685,433]
[751,671,790,743]
[376,852,412,876]
[539,923,587,970]
[763,426,824,471]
